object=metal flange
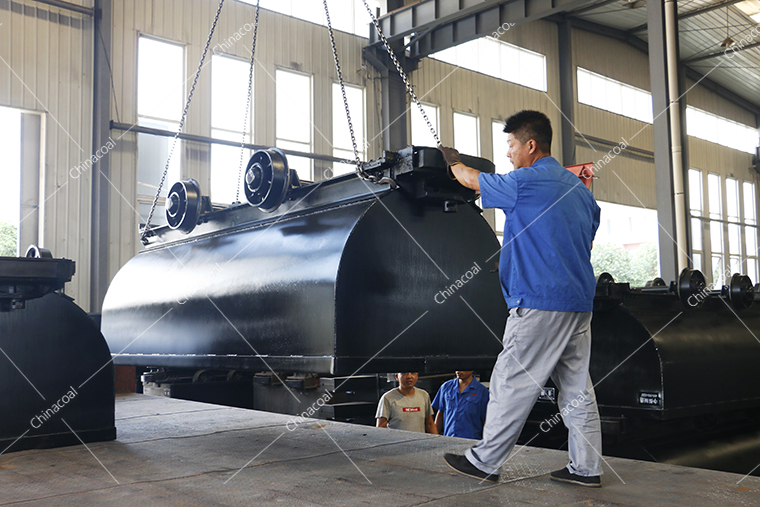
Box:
[729,273,754,309]
[165,179,203,234]
[677,268,706,307]
[244,148,291,213]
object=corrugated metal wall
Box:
[0,0,94,310]
[107,0,382,280]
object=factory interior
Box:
[3,0,760,504]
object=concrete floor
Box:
[1,394,759,506]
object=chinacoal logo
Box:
[539,390,588,433]
[434,263,482,304]
[30,386,78,429]
[285,391,333,431]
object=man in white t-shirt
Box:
[376,372,438,434]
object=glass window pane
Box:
[692,252,702,272]
[635,90,653,123]
[499,45,519,83]
[257,0,289,15]
[454,113,479,156]
[727,178,739,222]
[589,74,607,110]
[411,104,439,147]
[329,0,353,33]
[590,201,661,285]
[744,182,756,225]
[291,0,324,24]
[728,222,741,255]
[607,81,623,115]
[708,173,722,219]
[138,201,168,227]
[710,220,724,254]
[492,121,513,174]
[688,169,702,215]
[746,258,758,284]
[211,129,250,204]
[479,39,500,79]
[0,106,21,239]
[712,255,725,286]
[456,40,480,73]
[691,217,702,251]
[332,148,357,178]
[212,55,253,133]
[746,226,758,258]
[276,69,311,144]
[353,0,375,37]
[686,106,757,154]
[276,140,312,182]
[138,37,184,122]
[431,37,546,91]
[577,69,591,105]
[137,118,180,197]
[730,256,742,275]
[519,51,546,92]
[621,86,637,119]
[332,83,365,153]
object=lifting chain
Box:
[141,0,227,243]
[323,0,396,188]
[361,0,441,148]
[235,0,261,204]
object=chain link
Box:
[235,0,261,204]
[141,0,227,243]
[361,0,441,148]
[323,0,363,177]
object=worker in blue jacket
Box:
[438,110,603,488]
[433,371,489,440]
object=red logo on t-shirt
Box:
[402,407,421,412]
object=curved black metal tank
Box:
[101,147,507,375]
[590,287,760,420]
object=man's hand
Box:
[438,146,461,167]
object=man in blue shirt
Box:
[433,371,489,439]
[438,110,603,488]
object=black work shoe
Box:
[550,467,601,487]
[443,453,499,484]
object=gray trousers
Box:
[465,307,602,477]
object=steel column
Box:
[648,0,679,281]
[91,0,111,313]
[558,20,576,166]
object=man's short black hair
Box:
[503,110,552,153]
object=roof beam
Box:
[628,0,748,34]
[682,40,760,63]
[33,0,95,16]
[369,0,507,45]
[401,0,594,59]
